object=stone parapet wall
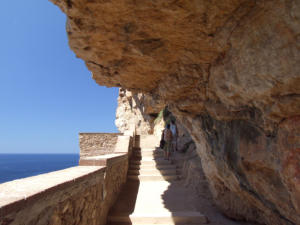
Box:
[79,133,122,157]
[103,154,129,217]
[79,153,128,166]
[0,166,105,225]
[0,153,128,225]
[0,133,133,225]
[79,134,133,165]
[114,135,133,155]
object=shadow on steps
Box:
[159,149,261,225]
[107,146,208,225]
[108,180,140,217]
[106,142,257,225]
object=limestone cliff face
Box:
[51,0,300,224]
[115,88,164,135]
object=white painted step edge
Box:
[109,211,208,224]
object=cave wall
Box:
[175,112,300,225]
[50,0,300,224]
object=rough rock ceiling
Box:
[51,0,299,131]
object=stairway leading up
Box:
[107,135,208,225]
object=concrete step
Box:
[133,147,157,152]
[129,164,178,170]
[132,156,165,161]
[130,159,173,166]
[107,222,206,225]
[127,174,180,181]
[133,151,164,157]
[108,211,208,224]
[139,135,160,149]
[131,153,165,159]
[128,169,179,176]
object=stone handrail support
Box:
[0,132,134,225]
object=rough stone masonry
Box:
[50,0,300,224]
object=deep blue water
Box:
[0,154,79,184]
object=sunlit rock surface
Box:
[115,88,164,134]
[51,0,300,224]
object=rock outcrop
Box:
[51,0,300,224]
[115,88,164,134]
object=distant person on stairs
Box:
[170,120,178,152]
[163,124,173,160]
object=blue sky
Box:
[0,1,119,154]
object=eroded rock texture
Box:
[115,88,164,134]
[51,0,300,224]
[175,113,300,225]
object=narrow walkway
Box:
[107,135,252,225]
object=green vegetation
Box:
[154,107,177,125]
[154,109,164,124]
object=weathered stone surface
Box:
[181,147,209,196]
[278,116,300,217]
[115,88,163,135]
[79,133,122,157]
[0,157,128,225]
[50,0,299,125]
[50,0,300,224]
[0,133,132,225]
[176,121,195,153]
[0,167,106,225]
[175,113,300,225]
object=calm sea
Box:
[0,154,79,184]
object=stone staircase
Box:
[127,148,180,182]
[107,135,208,225]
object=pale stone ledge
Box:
[79,153,128,166]
[0,166,104,210]
[79,133,123,157]
[0,132,133,225]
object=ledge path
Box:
[107,135,251,225]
